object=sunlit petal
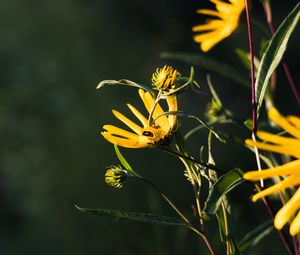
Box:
[244,160,300,181]
[252,175,300,202]
[274,188,300,230]
[257,131,300,147]
[103,125,139,140]
[245,139,300,158]
[192,0,244,51]
[126,103,148,127]
[101,132,146,148]
[290,210,300,236]
[269,107,300,139]
[112,110,142,135]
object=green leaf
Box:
[207,75,222,107]
[239,220,273,251]
[235,49,260,74]
[114,145,140,176]
[203,168,244,215]
[75,205,188,227]
[255,2,300,113]
[114,145,132,170]
[160,52,249,87]
[97,79,151,92]
[243,119,253,130]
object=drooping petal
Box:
[112,110,142,135]
[274,188,300,230]
[244,160,300,180]
[245,139,300,158]
[269,107,300,139]
[166,96,177,129]
[287,115,300,129]
[252,175,300,202]
[257,131,300,148]
[290,210,300,236]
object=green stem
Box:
[174,131,204,228]
[148,90,162,125]
[221,201,231,255]
[160,146,224,174]
[137,176,216,255]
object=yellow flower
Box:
[105,166,127,188]
[192,0,245,52]
[244,107,300,236]
[101,89,177,148]
[152,65,179,91]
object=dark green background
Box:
[0,0,299,254]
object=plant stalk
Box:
[160,146,224,174]
[255,184,294,255]
[138,176,216,255]
[221,201,231,255]
[244,0,257,134]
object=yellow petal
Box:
[167,96,177,129]
[138,89,170,132]
[197,9,222,18]
[213,1,234,15]
[192,21,223,32]
[257,131,300,147]
[127,103,148,127]
[252,175,300,202]
[102,125,139,140]
[290,210,300,236]
[112,110,142,135]
[269,107,300,139]
[287,115,300,129]
[245,139,300,158]
[101,132,146,148]
[244,160,300,180]
[274,187,300,230]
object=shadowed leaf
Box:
[161,52,249,87]
[255,2,300,113]
[203,168,244,215]
[75,206,188,227]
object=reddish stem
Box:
[244,0,257,133]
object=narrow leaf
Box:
[75,205,188,227]
[235,49,260,74]
[114,145,131,170]
[255,2,300,112]
[203,168,244,215]
[97,79,151,92]
[160,52,249,87]
[239,220,273,251]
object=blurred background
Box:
[0,0,299,254]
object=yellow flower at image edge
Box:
[101,89,177,148]
[244,107,300,236]
[192,0,245,52]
